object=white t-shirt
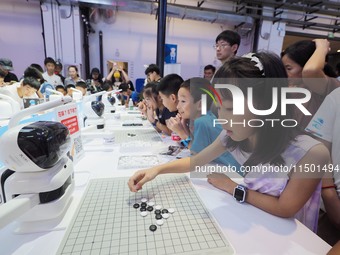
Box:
[43,72,63,88]
[306,87,340,197]
[0,82,38,109]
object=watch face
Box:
[234,188,245,201]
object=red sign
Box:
[61,116,79,135]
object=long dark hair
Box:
[142,82,159,102]
[281,40,337,77]
[213,52,299,167]
[90,67,103,82]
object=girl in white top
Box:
[128,52,330,232]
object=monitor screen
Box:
[22,98,45,109]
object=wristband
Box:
[180,137,191,147]
[322,185,336,190]
[152,119,158,127]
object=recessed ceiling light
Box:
[337,50,340,53]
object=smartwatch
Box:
[233,185,247,203]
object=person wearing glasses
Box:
[145,64,162,83]
[214,30,241,64]
[210,30,241,116]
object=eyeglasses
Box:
[213,43,230,50]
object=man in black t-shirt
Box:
[0,58,18,83]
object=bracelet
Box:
[322,185,336,190]
[180,137,191,147]
[152,119,158,127]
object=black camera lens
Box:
[18,121,71,169]
[91,101,105,117]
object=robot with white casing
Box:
[0,96,75,233]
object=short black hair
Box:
[56,84,66,91]
[102,80,113,91]
[204,64,216,73]
[30,63,44,73]
[157,74,184,96]
[22,77,41,90]
[216,30,241,55]
[215,30,241,47]
[119,82,130,92]
[76,80,87,89]
[145,64,160,75]
[44,57,56,66]
[66,84,75,89]
[180,78,214,107]
[24,66,44,84]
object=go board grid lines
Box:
[113,129,163,144]
[57,175,234,255]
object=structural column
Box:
[40,2,84,77]
[156,0,167,77]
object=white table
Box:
[0,110,331,255]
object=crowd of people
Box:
[1,29,340,253]
[131,30,340,253]
[0,58,138,107]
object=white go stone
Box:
[140,211,148,217]
[156,220,164,226]
[155,205,162,210]
[148,201,155,206]
[141,198,147,203]
[168,208,175,214]
[162,213,169,219]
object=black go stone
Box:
[147,206,154,212]
[133,203,140,209]
[155,214,162,220]
[140,207,147,212]
[161,209,168,214]
[154,209,161,215]
[149,225,157,232]
[141,202,147,208]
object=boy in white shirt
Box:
[42,57,63,88]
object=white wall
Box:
[41,3,84,78]
[0,2,254,81]
[0,0,45,78]
[88,11,252,81]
